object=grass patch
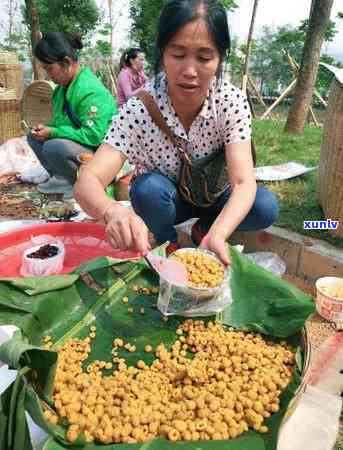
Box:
[253,119,343,248]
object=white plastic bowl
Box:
[20,241,65,276]
[315,276,343,327]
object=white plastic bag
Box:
[245,252,286,276]
[158,273,232,316]
[20,235,65,276]
[0,136,44,177]
[20,165,49,184]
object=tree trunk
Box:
[242,0,259,91]
[284,0,333,133]
[317,79,343,237]
[8,0,14,46]
[25,0,45,80]
[108,0,113,61]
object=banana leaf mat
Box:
[0,247,315,450]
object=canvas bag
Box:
[136,90,255,208]
[136,90,226,207]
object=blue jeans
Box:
[130,172,279,244]
[27,135,93,184]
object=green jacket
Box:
[47,67,117,149]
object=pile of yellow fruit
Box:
[171,250,225,289]
[44,320,295,444]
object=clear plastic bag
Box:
[20,235,65,276]
[0,137,41,176]
[157,249,232,317]
[19,165,49,184]
[245,251,286,276]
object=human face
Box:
[40,62,74,86]
[131,53,145,72]
[162,18,220,113]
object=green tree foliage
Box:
[95,23,112,57]
[249,25,305,95]
[238,16,342,97]
[24,0,100,37]
[228,36,246,86]
[0,0,28,61]
[0,30,29,62]
[129,0,238,69]
[299,17,337,43]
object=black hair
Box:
[119,48,143,70]
[34,32,83,64]
[155,0,230,79]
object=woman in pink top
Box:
[117,48,147,108]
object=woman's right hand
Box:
[104,203,150,254]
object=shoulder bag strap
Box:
[63,88,82,129]
[135,90,191,163]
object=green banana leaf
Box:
[43,433,266,450]
[0,246,315,450]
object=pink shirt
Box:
[117,67,147,108]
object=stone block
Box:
[298,246,343,283]
[230,226,302,275]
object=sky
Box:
[99,0,343,61]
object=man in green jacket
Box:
[28,32,117,199]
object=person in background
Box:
[75,0,278,265]
[116,48,147,108]
[28,32,117,199]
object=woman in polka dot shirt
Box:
[75,0,278,265]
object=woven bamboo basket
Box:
[0,52,23,99]
[0,89,22,144]
[317,79,343,237]
[22,80,55,128]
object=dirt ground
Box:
[0,173,74,221]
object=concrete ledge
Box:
[230,226,343,285]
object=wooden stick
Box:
[248,75,267,107]
[107,60,117,97]
[261,79,297,119]
[313,90,327,108]
[242,74,248,93]
[109,61,118,87]
[246,89,256,119]
[284,49,327,108]
[242,0,260,91]
[284,50,299,76]
[309,105,320,126]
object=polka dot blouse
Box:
[104,72,252,183]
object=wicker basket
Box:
[317,79,343,237]
[22,80,55,128]
[0,89,22,144]
[0,52,23,99]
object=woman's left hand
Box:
[31,124,51,142]
[199,231,231,266]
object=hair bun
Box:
[68,33,83,50]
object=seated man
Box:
[28,32,117,199]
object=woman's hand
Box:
[199,230,230,266]
[104,203,150,254]
[31,124,51,142]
